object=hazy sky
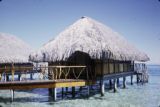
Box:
[0,0,160,64]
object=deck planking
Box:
[0,79,95,90]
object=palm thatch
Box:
[30,16,149,62]
[0,32,33,63]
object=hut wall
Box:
[115,63,119,73]
[94,60,132,77]
[48,51,133,79]
[124,63,127,72]
[119,64,124,72]
[103,63,109,74]
[109,63,114,74]
[95,63,101,76]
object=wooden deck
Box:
[0,79,95,90]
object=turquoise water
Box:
[0,65,160,107]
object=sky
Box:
[0,0,160,64]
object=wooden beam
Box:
[131,75,133,85]
[123,77,126,88]
[117,78,119,86]
[61,87,64,99]
[114,79,117,92]
[100,80,105,96]
[55,81,86,88]
[109,79,112,89]
[53,88,57,101]
[72,87,75,98]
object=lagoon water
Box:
[0,65,160,107]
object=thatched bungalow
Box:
[0,32,33,81]
[30,16,149,97]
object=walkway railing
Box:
[0,65,90,82]
[48,66,88,80]
[134,63,149,83]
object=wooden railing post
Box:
[11,63,15,81]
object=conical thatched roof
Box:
[0,32,33,63]
[30,16,149,62]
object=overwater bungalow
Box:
[29,16,149,100]
[0,32,33,81]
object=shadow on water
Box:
[16,88,49,96]
[0,80,138,103]
[0,83,114,103]
[0,96,54,103]
[0,97,11,104]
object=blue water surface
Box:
[0,65,160,107]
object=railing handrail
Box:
[0,65,87,71]
[0,65,90,81]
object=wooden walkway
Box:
[0,79,95,102]
[0,64,148,102]
[0,79,94,90]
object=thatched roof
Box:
[30,16,149,62]
[0,32,33,63]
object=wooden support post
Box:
[66,87,68,92]
[62,87,64,99]
[10,89,14,102]
[100,53,104,96]
[53,88,57,101]
[48,68,52,96]
[136,74,139,84]
[48,88,52,96]
[141,74,144,85]
[117,78,119,86]
[100,80,105,96]
[18,74,21,81]
[87,86,90,98]
[131,75,133,85]
[123,77,126,88]
[79,86,83,92]
[6,75,9,81]
[30,73,33,80]
[109,79,112,89]
[114,79,117,92]
[72,87,75,98]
